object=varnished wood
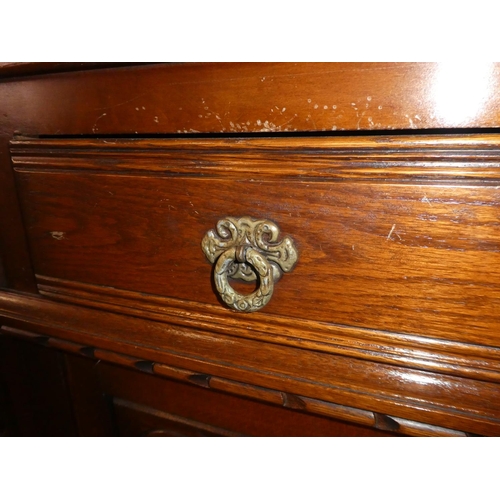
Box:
[0,257,6,288]
[1,62,499,294]
[11,136,500,345]
[63,354,115,437]
[1,324,465,436]
[1,326,399,436]
[0,140,37,292]
[1,294,498,435]
[111,398,245,437]
[2,63,500,436]
[100,364,398,437]
[2,63,500,137]
[13,134,500,180]
[32,275,500,385]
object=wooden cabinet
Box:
[1,332,396,437]
[1,63,500,436]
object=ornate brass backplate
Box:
[202,217,298,312]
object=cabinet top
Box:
[1,62,499,134]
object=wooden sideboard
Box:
[1,62,500,436]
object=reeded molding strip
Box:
[0,325,473,437]
[36,274,500,384]
[11,134,500,180]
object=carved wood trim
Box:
[35,275,500,385]
[11,134,500,181]
[0,325,473,437]
[1,291,500,435]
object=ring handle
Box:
[214,245,273,312]
[202,217,298,312]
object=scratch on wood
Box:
[92,113,107,133]
[93,93,146,111]
[50,231,65,240]
[387,224,396,240]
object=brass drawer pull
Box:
[202,217,298,312]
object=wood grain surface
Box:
[2,63,500,436]
[2,63,500,136]
[1,62,499,292]
[12,136,500,345]
[0,291,499,435]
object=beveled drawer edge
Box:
[36,274,500,385]
[0,325,477,437]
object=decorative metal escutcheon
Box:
[202,217,298,312]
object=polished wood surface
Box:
[11,135,500,343]
[1,332,398,437]
[1,63,500,436]
[0,293,498,435]
[1,63,500,137]
[1,62,499,292]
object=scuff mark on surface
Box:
[405,114,416,128]
[93,93,146,111]
[50,231,65,240]
[92,113,107,133]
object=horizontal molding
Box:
[36,274,500,384]
[13,133,500,150]
[0,325,472,437]
[11,134,500,180]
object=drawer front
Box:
[15,170,500,340]
[8,134,500,435]
[12,136,500,346]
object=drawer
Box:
[12,135,500,344]
[8,134,500,435]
